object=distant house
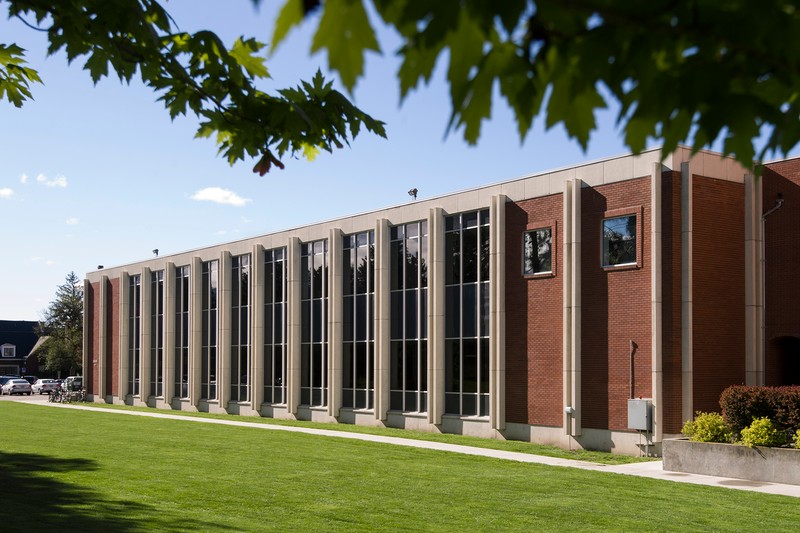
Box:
[0,321,40,376]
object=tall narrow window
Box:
[444,209,490,417]
[522,228,552,275]
[231,254,251,402]
[128,274,141,396]
[150,270,164,397]
[343,231,375,409]
[264,247,287,404]
[201,260,218,400]
[389,220,428,412]
[301,240,328,407]
[174,265,190,399]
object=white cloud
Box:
[35,173,68,188]
[19,173,28,184]
[66,217,79,225]
[190,187,251,207]
[0,188,13,199]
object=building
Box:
[82,146,800,455]
[0,320,40,376]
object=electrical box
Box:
[627,398,652,431]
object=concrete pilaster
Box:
[218,253,231,409]
[375,218,391,420]
[98,275,108,400]
[651,163,664,442]
[119,271,130,400]
[428,207,445,425]
[490,194,506,430]
[287,238,302,415]
[744,173,763,385]
[563,179,582,436]
[140,267,152,400]
[251,245,265,409]
[328,229,343,417]
[163,262,176,405]
[190,257,203,406]
[82,278,91,394]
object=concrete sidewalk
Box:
[30,399,800,498]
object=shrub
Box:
[739,417,787,448]
[719,385,800,439]
[681,412,731,443]
[794,430,800,449]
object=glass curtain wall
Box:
[127,274,141,396]
[150,270,164,397]
[301,240,328,407]
[231,254,251,402]
[444,210,490,416]
[342,231,375,409]
[263,248,287,404]
[201,260,218,400]
[174,266,190,398]
[389,221,428,412]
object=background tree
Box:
[35,272,83,376]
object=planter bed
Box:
[663,438,800,486]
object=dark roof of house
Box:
[0,320,39,358]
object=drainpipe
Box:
[761,194,783,385]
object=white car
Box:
[2,379,32,396]
[32,379,60,394]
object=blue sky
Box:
[0,0,639,320]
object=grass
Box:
[1,402,798,532]
[69,402,653,465]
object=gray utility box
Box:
[628,398,652,431]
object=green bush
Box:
[682,412,731,443]
[720,385,800,439]
[794,430,800,449]
[739,417,787,448]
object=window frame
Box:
[1,344,15,358]
[522,219,557,278]
[600,206,643,270]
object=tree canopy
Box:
[3,0,798,173]
[35,272,83,376]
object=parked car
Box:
[32,379,59,394]
[63,376,83,392]
[2,379,32,396]
[0,375,20,395]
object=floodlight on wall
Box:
[153,249,159,257]
[98,265,103,269]
[408,188,418,200]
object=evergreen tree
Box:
[36,272,83,376]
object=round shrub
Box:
[794,429,800,449]
[740,417,787,448]
[681,412,731,443]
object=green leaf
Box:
[230,37,269,79]
[311,0,380,91]
[272,0,305,52]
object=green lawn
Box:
[1,403,797,532]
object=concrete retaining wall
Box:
[663,438,800,485]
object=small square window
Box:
[2,345,15,358]
[602,215,637,266]
[523,228,552,275]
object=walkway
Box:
[27,398,800,498]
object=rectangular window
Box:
[342,230,375,410]
[150,270,164,397]
[201,260,218,400]
[522,227,552,275]
[174,266,190,399]
[301,240,328,407]
[1,345,15,358]
[127,275,141,396]
[230,255,250,402]
[264,247,287,405]
[602,214,637,267]
[444,210,490,417]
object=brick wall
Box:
[581,177,652,431]
[505,194,564,426]
[762,158,800,385]
[661,171,684,433]
[692,176,745,412]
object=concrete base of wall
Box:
[504,423,661,456]
[663,438,800,485]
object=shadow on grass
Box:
[0,451,228,532]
